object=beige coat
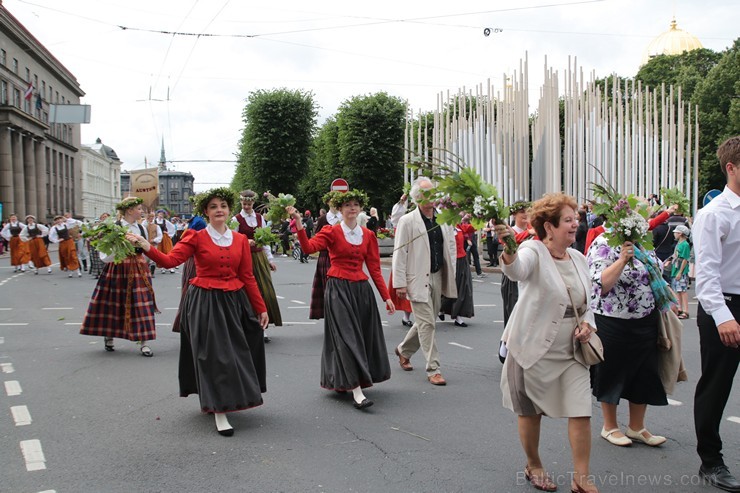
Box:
[391,208,457,303]
[501,240,597,369]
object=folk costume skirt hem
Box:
[28,237,51,268]
[80,255,157,341]
[320,278,391,391]
[178,286,266,413]
[155,234,173,268]
[591,311,668,406]
[10,237,31,266]
[252,250,282,326]
[440,257,474,318]
[59,238,80,271]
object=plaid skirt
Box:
[27,237,51,268]
[252,250,282,326]
[309,250,330,319]
[59,239,80,271]
[88,245,105,277]
[10,237,31,266]
[80,255,158,341]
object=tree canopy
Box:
[232,88,317,197]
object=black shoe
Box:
[401,319,413,327]
[264,336,271,343]
[699,465,740,492]
[353,398,374,410]
[454,321,468,327]
[218,428,234,437]
[438,313,445,321]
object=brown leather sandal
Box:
[525,465,557,492]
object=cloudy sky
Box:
[5,0,737,191]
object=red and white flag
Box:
[24,82,33,100]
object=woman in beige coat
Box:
[497,193,599,493]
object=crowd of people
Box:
[3,136,738,492]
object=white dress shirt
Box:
[341,221,364,245]
[206,224,233,247]
[693,185,740,326]
[0,221,21,241]
[20,223,49,241]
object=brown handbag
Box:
[560,270,605,365]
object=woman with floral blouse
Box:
[587,235,668,447]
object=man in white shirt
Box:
[692,136,740,493]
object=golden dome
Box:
[641,18,703,66]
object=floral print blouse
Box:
[587,234,656,319]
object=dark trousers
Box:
[467,235,482,275]
[501,273,519,326]
[694,296,740,468]
[486,236,499,266]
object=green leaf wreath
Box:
[82,219,136,264]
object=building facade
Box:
[0,2,85,222]
[80,138,121,220]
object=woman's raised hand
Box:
[494,223,515,240]
[285,206,301,220]
[125,233,151,252]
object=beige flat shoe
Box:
[601,427,632,446]
[625,427,666,446]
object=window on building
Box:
[170,191,179,202]
[34,74,38,90]
[13,88,21,108]
[183,191,189,200]
[171,181,179,189]
[1,80,7,105]
[25,68,30,81]
[12,58,18,74]
[41,80,45,96]
[55,91,59,103]
[0,50,5,66]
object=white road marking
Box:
[472,279,484,283]
[667,398,682,406]
[449,342,473,350]
[290,300,306,305]
[64,323,82,326]
[276,295,285,299]
[42,307,73,310]
[284,321,317,325]
[1,362,15,373]
[5,380,22,396]
[155,323,171,326]
[164,307,178,310]
[728,416,740,425]
[0,323,28,326]
[11,405,32,425]
[0,307,12,310]
[38,490,57,493]
[474,304,497,307]
[20,439,47,471]
[287,306,309,309]
[491,282,502,285]
[492,320,504,323]
[0,336,4,344]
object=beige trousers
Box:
[398,271,442,376]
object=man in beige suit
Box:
[392,177,457,385]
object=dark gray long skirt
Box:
[178,285,266,413]
[441,257,474,318]
[501,273,519,326]
[321,278,391,390]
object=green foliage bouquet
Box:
[660,187,691,215]
[253,226,278,247]
[591,183,653,250]
[409,155,515,253]
[261,191,296,225]
[82,219,136,264]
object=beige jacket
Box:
[391,208,457,303]
[501,240,597,369]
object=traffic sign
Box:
[330,178,349,192]
[703,189,722,207]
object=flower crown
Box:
[509,200,531,213]
[192,187,237,217]
[322,190,341,205]
[115,196,144,211]
[329,189,369,209]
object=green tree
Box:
[636,48,722,99]
[233,88,317,196]
[335,92,407,216]
[692,39,740,195]
[299,117,341,212]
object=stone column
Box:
[23,134,36,219]
[0,127,14,217]
[34,140,46,220]
[11,130,26,218]
[56,150,63,216]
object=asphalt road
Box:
[0,250,738,493]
